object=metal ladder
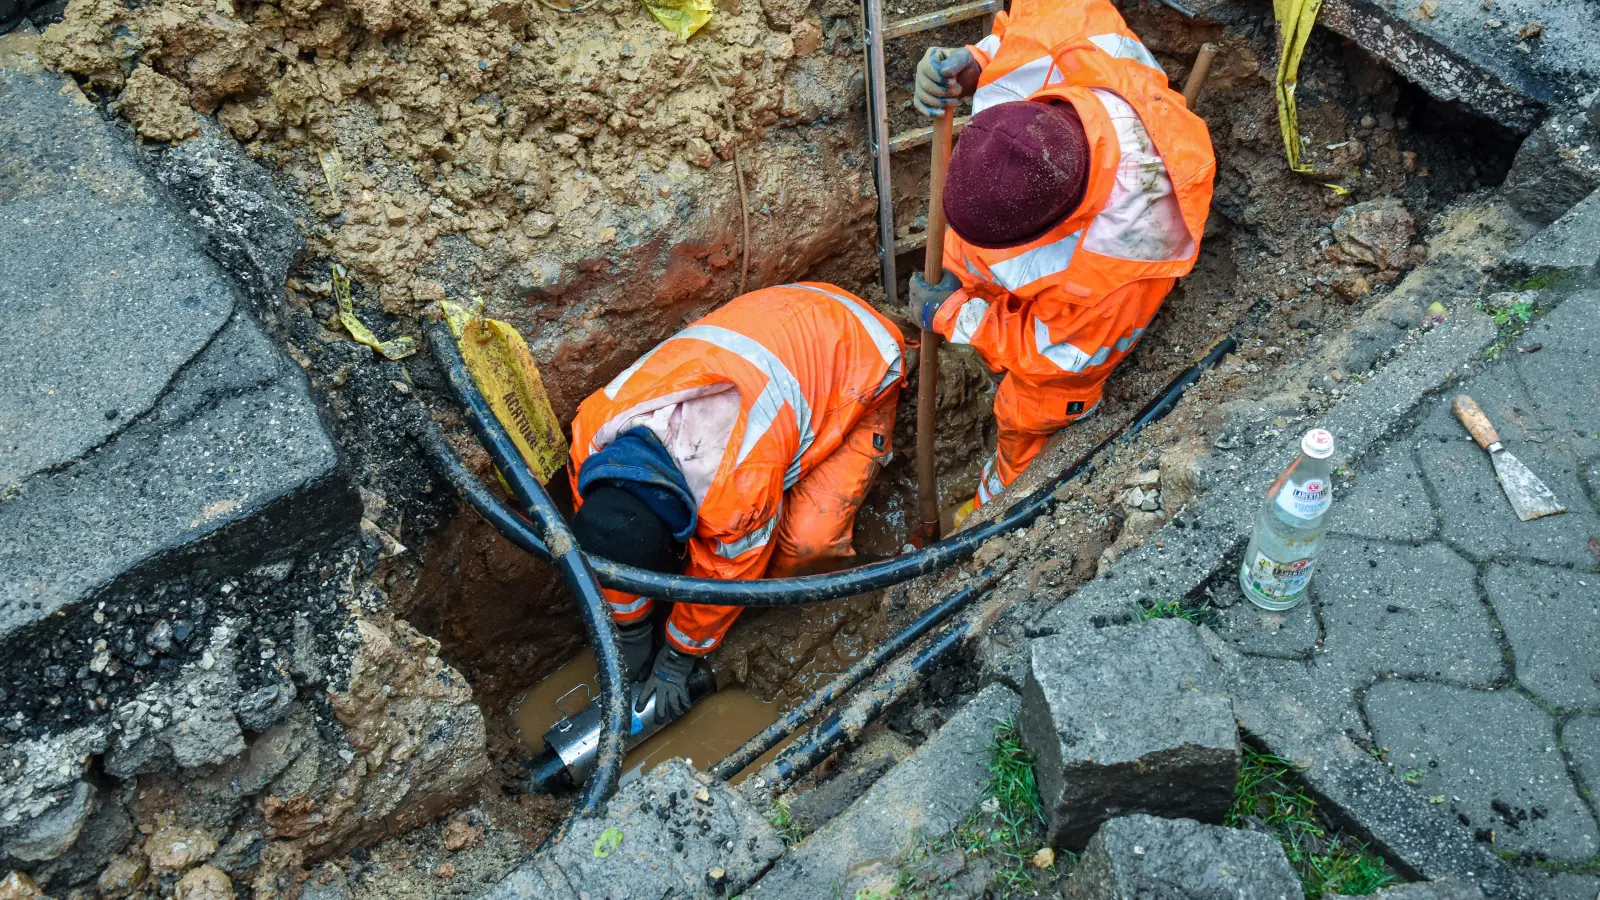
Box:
[861,0,1003,307]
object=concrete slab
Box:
[0,56,355,642]
[1364,681,1598,863]
[1331,879,1486,900]
[1315,0,1598,133]
[1506,192,1600,276]
[743,683,1020,897]
[1503,113,1600,226]
[1486,563,1600,709]
[1520,870,1600,900]
[1061,814,1302,900]
[1329,443,1439,543]
[1020,619,1239,849]
[1312,539,1504,689]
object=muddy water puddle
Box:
[510,651,795,786]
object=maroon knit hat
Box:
[944,100,1091,250]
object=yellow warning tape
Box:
[331,262,417,360]
[442,299,569,486]
[1273,0,1324,174]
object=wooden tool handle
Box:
[1181,43,1218,108]
[923,109,955,284]
[914,108,956,544]
[1452,395,1501,449]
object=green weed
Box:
[771,797,808,846]
[1135,598,1217,627]
[1229,745,1397,898]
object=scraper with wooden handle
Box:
[1451,395,1566,522]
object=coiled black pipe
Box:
[708,567,999,781]
[431,330,1236,606]
[423,324,629,828]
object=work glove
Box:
[616,620,656,683]
[914,46,977,117]
[908,269,961,330]
[637,644,697,722]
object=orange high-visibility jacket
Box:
[933,0,1215,456]
[569,283,905,654]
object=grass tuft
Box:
[770,797,808,846]
[1228,744,1397,898]
[1135,598,1218,627]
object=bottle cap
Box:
[1302,428,1335,459]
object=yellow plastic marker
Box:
[1273,0,1324,174]
[442,299,569,486]
[643,0,712,39]
[331,262,417,360]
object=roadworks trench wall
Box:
[0,0,1531,893]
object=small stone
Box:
[97,855,149,898]
[694,787,712,804]
[175,865,234,900]
[432,863,455,879]
[0,871,46,900]
[146,825,220,873]
[1033,847,1055,869]
[147,620,174,653]
[441,815,482,853]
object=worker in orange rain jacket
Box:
[908,0,1215,517]
[566,283,905,722]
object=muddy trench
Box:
[19,0,1525,883]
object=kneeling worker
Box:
[909,0,1215,515]
[566,283,905,724]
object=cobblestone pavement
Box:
[1213,289,1600,898]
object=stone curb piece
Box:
[482,759,784,900]
[1020,619,1239,850]
[743,682,1021,897]
[1061,814,1302,900]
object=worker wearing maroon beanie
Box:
[908,0,1215,517]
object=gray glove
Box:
[908,269,961,330]
[914,46,977,117]
[637,644,697,722]
[616,620,656,683]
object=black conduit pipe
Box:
[434,335,1238,607]
[423,324,629,829]
[708,567,1000,782]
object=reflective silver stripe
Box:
[714,511,780,559]
[974,33,1001,58]
[1073,398,1102,421]
[1031,320,1145,373]
[673,324,815,487]
[988,230,1082,292]
[607,595,652,615]
[667,620,720,651]
[789,284,903,396]
[977,455,1004,503]
[604,341,669,400]
[1088,33,1163,72]
[972,55,1062,115]
[1079,89,1193,263]
[946,298,991,346]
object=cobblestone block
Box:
[1061,814,1301,900]
[1486,563,1600,708]
[1330,877,1486,899]
[1020,620,1239,849]
[1513,289,1600,465]
[1330,443,1438,543]
[1507,193,1600,276]
[1415,367,1600,569]
[1211,601,1318,659]
[1562,715,1600,803]
[1521,870,1600,900]
[1364,681,1599,863]
[1313,539,1503,689]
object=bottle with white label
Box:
[1238,429,1335,610]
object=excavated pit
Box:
[7,0,1526,889]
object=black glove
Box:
[914,47,977,117]
[908,269,961,330]
[616,620,656,683]
[637,644,697,722]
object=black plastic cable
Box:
[427,335,1235,606]
[708,567,999,781]
[423,324,628,827]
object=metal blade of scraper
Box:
[1490,447,1568,522]
[1452,395,1567,522]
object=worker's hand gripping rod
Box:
[915,108,955,545]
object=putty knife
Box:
[1451,395,1566,522]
